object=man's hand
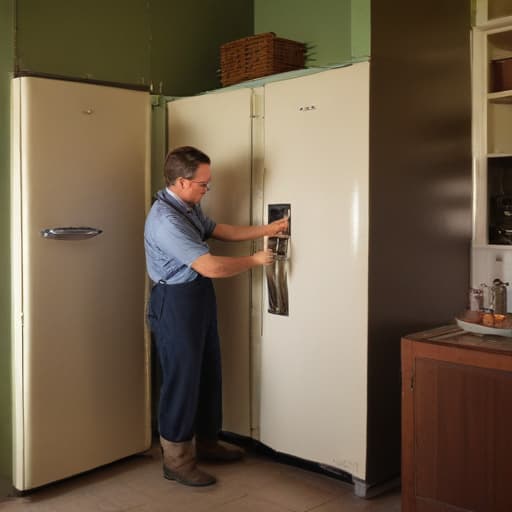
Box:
[212,218,289,243]
[267,217,289,236]
[253,249,274,266]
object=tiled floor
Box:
[0,443,401,511]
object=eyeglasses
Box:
[183,178,211,191]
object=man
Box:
[144,146,288,487]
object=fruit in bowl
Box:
[461,310,483,324]
[460,310,512,328]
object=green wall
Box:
[151,96,168,194]
[0,0,14,486]
[254,0,370,67]
[16,0,370,95]
[151,0,254,95]
[15,0,254,96]
[351,0,371,60]
[16,0,151,87]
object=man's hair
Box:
[164,146,211,186]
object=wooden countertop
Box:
[403,323,512,355]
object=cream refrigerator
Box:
[11,76,151,491]
[167,64,370,488]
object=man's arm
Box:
[212,217,288,242]
[191,250,273,278]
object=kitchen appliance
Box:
[166,64,370,489]
[11,76,151,491]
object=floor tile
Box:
[0,444,401,512]
[310,488,401,512]
[209,495,296,512]
[241,470,344,512]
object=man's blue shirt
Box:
[144,188,216,284]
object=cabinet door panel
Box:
[416,498,472,512]
[415,357,512,512]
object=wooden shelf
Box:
[489,29,512,51]
[488,153,512,157]
[473,243,512,250]
[488,89,512,103]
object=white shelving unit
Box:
[475,0,512,26]
[472,1,512,301]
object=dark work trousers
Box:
[148,275,222,442]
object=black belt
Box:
[157,274,204,286]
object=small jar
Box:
[469,287,483,311]
[490,278,509,315]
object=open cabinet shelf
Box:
[472,13,512,247]
[472,1,512,308]
[476,0,512,26]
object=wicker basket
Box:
[220,32,306,87]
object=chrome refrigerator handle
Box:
[265,204,291,316]
[40,227,103,240]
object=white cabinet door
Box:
[260,64,370,479]
[167,89,253,436]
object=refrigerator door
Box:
[167,89,253,436]
[260,64,370,479]
[11,77,151,490]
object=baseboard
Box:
[220,431,352,484]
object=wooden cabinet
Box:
[402,325,512,512]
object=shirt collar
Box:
[165,188,193,213]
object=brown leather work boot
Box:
[196,439,245,462]
[160,436,216,486]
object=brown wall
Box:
[366,1,472,484]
